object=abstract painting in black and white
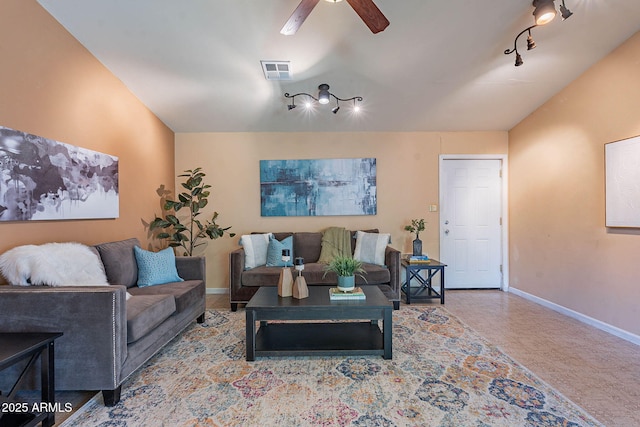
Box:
[0,126,119,221]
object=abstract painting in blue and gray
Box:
[260,158,376,216]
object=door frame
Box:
[439,154,509,291]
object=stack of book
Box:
[406,255,430,264]
[329,287,366,300]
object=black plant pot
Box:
[412,238,422,256]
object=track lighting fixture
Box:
[504,0,573,66]
[284,84,362,114]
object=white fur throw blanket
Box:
[0,242,109,287]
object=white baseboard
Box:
[509,287,640,347]
[206,288,229,295]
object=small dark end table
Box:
[401,258,447,304]
[0,332,63,427]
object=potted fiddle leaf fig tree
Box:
[150,167,235,256]
[323,255,367,292]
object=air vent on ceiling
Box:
[261,61,292,81]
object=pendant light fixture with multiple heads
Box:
[504,0,573,66]
[284,84,363,114]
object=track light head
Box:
[287,104,296,110]
[559,1,573,20]
[515,52,524,66]
[318,84,330,105]
[527,33,536,50]
[332,106,340,114]
[533,0,556,25]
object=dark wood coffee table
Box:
[245,286,393,361]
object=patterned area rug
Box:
[62,307,602,427]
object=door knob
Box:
[444,229,450,235]
[444,220,449,225]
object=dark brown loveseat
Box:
[230,230,401,311]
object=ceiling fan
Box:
[280,0,390,36]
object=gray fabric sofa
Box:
[0,238,205,406]
[230,230,401,311]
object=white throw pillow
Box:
[239,233,273,270]
[353,231,391,266]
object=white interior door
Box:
[440,159,503,289]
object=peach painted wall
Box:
[0,1,175,264]
[175,132,507,291]
[509,32,640,336]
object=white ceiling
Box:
[37,0,640,133]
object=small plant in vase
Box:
[323,255,367,292]
[404,218,426,256]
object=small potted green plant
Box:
[323,255,367,292]
[404,218,426,256]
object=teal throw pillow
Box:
[266,235,294,267]
[133,246,184,287]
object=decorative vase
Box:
[412,238,422,256]
[293,257,309,299]
[278,267,293,297]
[337,275,355,292]
[293,274,309,299]
[278,249,293,297]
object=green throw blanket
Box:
[317,227,353,263]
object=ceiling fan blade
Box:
[280,0,321,36]
[345,0,390,34]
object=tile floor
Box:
[439,290,640,427]
[55,290,639,426]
